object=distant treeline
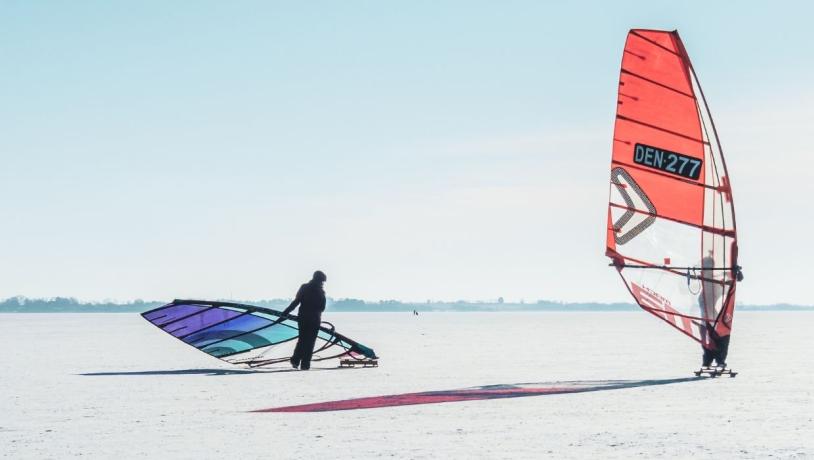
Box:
[0,297,164,313]
[1,296,812,313]
[329,299,638,312]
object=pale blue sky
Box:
[2,1,812,303]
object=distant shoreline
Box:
[1,297,812,313]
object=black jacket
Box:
[282,281,326,323]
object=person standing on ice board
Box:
[697,251,742,368]
[281,270,327,370]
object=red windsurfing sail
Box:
[606,29,740,351]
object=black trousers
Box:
[292,319,320,369]
[701,327,731,366]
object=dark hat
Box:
[312,270,327,282]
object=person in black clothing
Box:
[281,270,327,370]
[697,252,743,368]
[697,251,725,367]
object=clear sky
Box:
[1,1,812,304]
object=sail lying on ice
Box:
[606,29,740,350]
[142,299,377,367]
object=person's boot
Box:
[289,357,299,369]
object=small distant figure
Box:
[413,309,419,316]
[281,270,327,370]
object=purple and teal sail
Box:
[142,299,377,367]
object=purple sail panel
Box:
[164,307,245,337]
[183,313,273,348]
[143,304,210,327]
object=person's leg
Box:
[289,337,302,369]
[290,327,304,368]
[702,346,714,367]
[700,323,713,367]
[714,334,730,366]
[299,323,320,370]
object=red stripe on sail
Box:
[630,283,702,342]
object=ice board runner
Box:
[694,366,738,378]
[339,358,379,368]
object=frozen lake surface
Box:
[1,312,812,458]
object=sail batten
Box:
[616,115,710,144]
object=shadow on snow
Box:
[254,377,703,412]
[79,367,347,376]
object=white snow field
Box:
[1,312,812,459]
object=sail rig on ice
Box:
[605,29,742,356]
[142,299,377,367]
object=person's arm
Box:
[281,286,303,317]
[319,291,326,312]
[268,286,302,328]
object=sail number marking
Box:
[633,143,702,180]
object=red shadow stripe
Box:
[253,387,581,412]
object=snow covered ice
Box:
[1,312,812,458]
